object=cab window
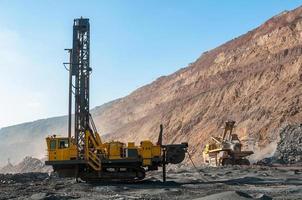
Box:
[50,140,56,150]
[59,139,69,149]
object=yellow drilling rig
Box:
[45,18,188,182]
[203,121,253,166]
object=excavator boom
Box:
[203,121,253,166]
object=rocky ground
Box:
[0,165,301,200]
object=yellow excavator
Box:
[203,121,253,166]
[45,18,188,182]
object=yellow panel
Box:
[106,141,125,159]
[151,146,161,157]
[128,142,135,148]
[143,159,151,166]
[140,141,152,159]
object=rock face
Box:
[95,6,302,163]
[1,6,302,165]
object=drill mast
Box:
[44,18,188,182]
[69,18,91,158]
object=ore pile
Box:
[274,124,302,164]
[257,124,302,165]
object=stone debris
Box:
[0,166,299,200]
[0,157,52,174]
[257,124,302,165]
[0,172,49,184]
[274,124,302,164]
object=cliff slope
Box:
[96,6,302,162]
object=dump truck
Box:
[203,121,253,166]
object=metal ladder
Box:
[87,150,101,171]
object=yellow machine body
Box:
[139,140,161,166]
[46,132,163,171]
[202,121,253,166]
[45,128,188,182]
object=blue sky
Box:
[0,0,301,127]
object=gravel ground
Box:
[0,166,301,200]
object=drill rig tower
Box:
[70,18,92,159]
[45,18,188,182]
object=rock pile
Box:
[274,124,302,164]
[0,162,14,174]
[257,124,302,165]
[0,157,52,174]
